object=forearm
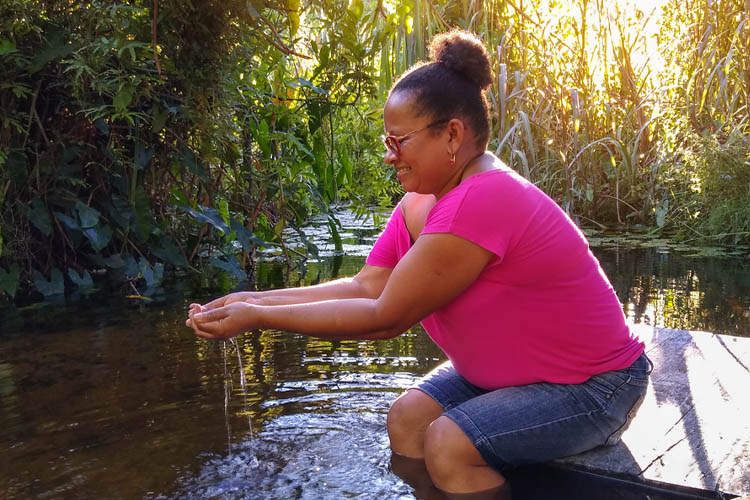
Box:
[248,265,391,306]
[253,298,406,340]
[249,277,368,306]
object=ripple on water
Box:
[160,373,420,500]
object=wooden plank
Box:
[554,326,750,496]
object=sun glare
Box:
[536,0,669,89]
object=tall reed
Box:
[378,0,748,243]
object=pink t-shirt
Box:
[366,167,644,390]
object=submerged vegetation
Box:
[0,0,748,301]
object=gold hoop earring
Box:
[449,153,456,166]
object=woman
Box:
[187,29,650,499]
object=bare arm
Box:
[187,233,494,341]
[250,264,391,304]
[194,264,392,314]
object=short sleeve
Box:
[421,171,535,259]
[366,203,411,268]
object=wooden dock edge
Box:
[552,326,750,497]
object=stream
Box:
[1,210,748,499]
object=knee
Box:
[424,417,507,494]
[386,391,414,439]
[387,390,443,455]
[423,416,470,484]
[387,390,437,434]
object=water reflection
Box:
[596,247,750,337]
[0,236,748,499]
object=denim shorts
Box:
[413,352,652,472]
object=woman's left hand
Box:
[186,302,256,339]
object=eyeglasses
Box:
[381,119,448,156]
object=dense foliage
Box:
[1,0,748,302]
[0,0,397,300]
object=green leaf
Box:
[180,205,229,234]
[288,11,300,37]
[179,146,203,179]
[218,199,230,226]
[168,187,189,207]
[114,84,134,112]
[123,255,140,280]
[102,254,125,269]
[152,263,164,286]
[117,41,150,60]
[6,151,28,184]
[229,218,266,251]
[67,268,93,288]
[0,265,21,298]
[27,31,73,73]
[133,187,154,241]
[312,136,327,179]
[210,256,246,280]
[288,136,314,160]
[319,45,330,69]
[336,165,347,187]
[325,161,336,201]
[108,196,134,230]
[0,38,17,56]
[135,144,153,170]
[294,227,319,258]
[10,83,32,99]
[328,217,343,253]
[307,100,331,135]
[255,119,270,158]
[337,146,353,183]
[83,224,112,252]
[151,105,168,133]
[75,201,100,229]
[290,78,329,96]
[349,0,364,18]
[28,198,52,236]
[54,212,80,231]
[138,257,162,287]
[94,118,110,135]
[32,268,65,296]
[151,237,188,268]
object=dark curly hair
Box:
[390,29,493,149]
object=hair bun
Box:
[429,29,492,90]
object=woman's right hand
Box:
[187,302,257,340]
[185,292,257,331]
[200,291,257,311]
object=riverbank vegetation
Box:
[1,0,748,301]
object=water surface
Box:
[1,213,748,499]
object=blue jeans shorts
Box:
[413,352,652,472]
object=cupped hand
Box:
[201,291,256,311]
[186,302,256,340]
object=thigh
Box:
[444,371,648,472]
[411,360,487,411]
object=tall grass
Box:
[380,0,749,244]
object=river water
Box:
[1,210,748,499]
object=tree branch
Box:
[152,0,162,77]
